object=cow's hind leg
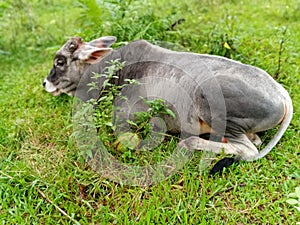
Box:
[246,133,262,146]
[178,134,259,160]
[178,134,259,174]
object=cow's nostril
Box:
[43,81,46,87]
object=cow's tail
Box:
[254,95,293,160]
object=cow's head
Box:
[43,36,116,96]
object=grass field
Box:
[0,0,299,224]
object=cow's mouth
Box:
[51,89,61,96]
[43,79,61,96]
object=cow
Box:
[43,36,293,174]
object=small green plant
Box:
[87,59,127,144]
[76,0,179,42]
[127,98,176,140]
[84,59,177,164]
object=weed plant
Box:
[77,59,179,166]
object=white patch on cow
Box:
[44,79,57,93]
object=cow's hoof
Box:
[209,157,237,175]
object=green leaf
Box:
[223,42,231,49]
[126,119,137,127]
[98,95,108,101]
[165,108,176,119]
[286,199,299,205]
[104,122,113,127]
[295,186,300,195]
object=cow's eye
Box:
[56,59,65,67]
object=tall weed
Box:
[77,0,182,42]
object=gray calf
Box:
[43,36,293,167]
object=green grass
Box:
[0,0,299,224]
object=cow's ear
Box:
[74,45,112,64]
[88,36,117,48]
